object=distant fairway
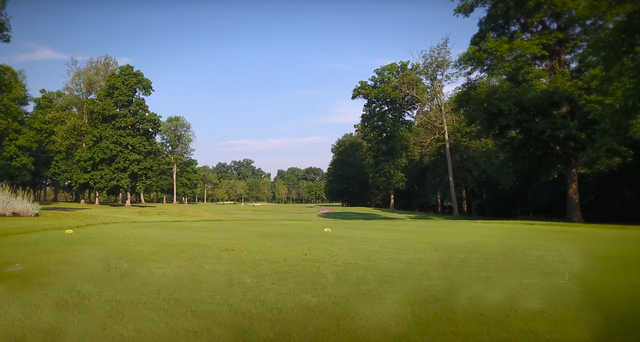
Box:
[1,203,639,341]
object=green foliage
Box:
[326,133,370,206]
[89,65,162,194]
[64,56,119,119]
[0,65,29,185]
[176,158,200,198]
[0,0,10,43]
[273,167,326,203]
[160,115,194,162]
[353,62,422,206]
[451,0,640,221]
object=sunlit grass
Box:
[1,203,639,341]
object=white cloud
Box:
[219,136,331,151]
[2,46,70,63]
[322,99,364,124]
[0,44,132,65]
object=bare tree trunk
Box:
[462,188,468,215]
[566,165,584,222]
[173,161,177,204]
[125,191,132,208]
[140,191,145,204]
[204,187,207,203]
[437,191,442,213]
[95,191,100,205]
[163,195,167,204]
[442,109,459,216]
[54,186,59,202]
[389,192,395,209]
[185,196,188,204]
[119,192,123,204]
[43,187,48,202]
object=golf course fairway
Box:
[1,203,639,341]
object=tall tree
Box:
[159,116,194,204]
[93,64,161,207]
[407,38,460,216]
[453,0,638,222]
[352,62,422,208]
[199,165,216,203]
[65,56,119,125]
[52,56,119,203]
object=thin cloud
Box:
[322,99,363,124]
[1,44,132,65]
[219,136,331,151]
[2,46,69,63]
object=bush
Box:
[0,185,40,217]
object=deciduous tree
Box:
[159,116,194,204]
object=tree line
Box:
[326,0,640,222]
[199,161,326,204]
[0,56,328,205]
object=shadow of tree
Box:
[40,207,90,212]
[319,211,398,220]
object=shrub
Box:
[0,185,40,217]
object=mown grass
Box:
[1,202,640,341]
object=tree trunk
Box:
[185,196,188,204]
[437,191,442,214]
[43,187,48,202]
[95,191,100,205]
[566,166,584,222]
[163,195,167,204]
[204,187,207,203]
[119,192,123,204]
[140,191,145,204]
[125,191,132,208]
[442,109,459,216]
[54,186,59,202]
[389,192,395,209]
[462,188,468,215]
[173,161,177,204]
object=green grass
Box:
[1,203,639,341]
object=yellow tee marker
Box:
[65,229,74,234]
[323,227,332,232]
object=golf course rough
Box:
[1,202,639,341]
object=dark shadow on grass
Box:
[40,207,89,212]
[319,211,398,220]
[104,203,157,208]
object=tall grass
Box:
[0,185,40,217]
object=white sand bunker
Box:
[3,264,24,272]
[317,207,332,214]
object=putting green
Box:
[1,203,639,341]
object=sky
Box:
[0,0,481,177]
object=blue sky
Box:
[0,0,481,176]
